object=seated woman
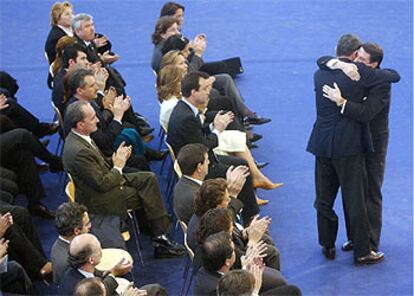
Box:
[157,64,282,193]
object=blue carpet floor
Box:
[0,0,412,295]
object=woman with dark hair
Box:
[187,179,281,273]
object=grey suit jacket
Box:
[173,176,200,224]
[51,238,69,285]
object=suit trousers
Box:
[122,171,170,236]
[0,205,47,279]
[0,260,37,294]
[207,155,259,225]
[343,135,389,251]
[313,154,371,258]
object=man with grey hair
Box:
[307,33,399,265]
[62,101,185,259]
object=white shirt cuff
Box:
[340,100,347,114]
[113,166,123,174]
[326,58,339,69]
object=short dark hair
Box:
[55,202,88,237]
[361,42,383,67]
[160,2,185,17]
[181,71,209,98]
[194,178,228,217]
[74,277,106,296]
[197,208,233,245]
[177,143,209,175]
[62,43,87,69]
[201,231,233,272]
[65,100,90,129]
[161,34,189,55]
[218,270,255,296]
[336,33,362,57]
[152,16,178,45]
[63,67,93,102]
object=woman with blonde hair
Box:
[45,1,74,64]
[157,65,282,203]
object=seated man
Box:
[174,143,247,224]
[62,101,184,258]
[51,202,124,285]
[168,71,279,223]
[59,233,166,296]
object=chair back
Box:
[51,101,66,139]
[179,220,194,261]
[165,141,182,178]
[65,173,75,202]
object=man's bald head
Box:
[68,233,101,268]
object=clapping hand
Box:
[246,215,271,246]
[0,238,9,259]
[0,213,13,238]
[213,111,234,132]
[112,142,132,169]
[0,94,9,111]
[226,165,249,198]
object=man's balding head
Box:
[68,233,101,268]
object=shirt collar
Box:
[183,175,203,186]
[78,268,95,279]
[181,97,199,117]
[72,130,93,147]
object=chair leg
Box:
[130,211,145,267]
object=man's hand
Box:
[213,111,234,132]
[102,87,117,112]
[99,51,119,64]
[112,142,132,169]
[333,60,360,81]
[0,213,13,238]
[0,94,9,111]
[226,165,249,198]
[122,285,147,296]
[112,95,131,121]
[94,35,108,48]
[323,83,346,107]
[246,215,271,246]
[192,34,207,57]
[241,240,267,269]
[110,257,133,276]
[94,67,109,92]
[249,260,264,295]
[0,238,9,259]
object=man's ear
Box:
[68,59,76,68]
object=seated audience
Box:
[174,143,247,224]
[62,101,185,258]
[187,180,281,272]
[59,233,166,296]
[52,202,126,284]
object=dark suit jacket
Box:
[173,176,200,224]
[167,100,218,158]
[52,68,67,114]
[194,267,221,296]
[59,267,118,295]
[307,58,399,159]
[45,26,67,64]
[62,132,129,218]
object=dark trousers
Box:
[0,205,47,279]
[313,154,370,258]
[0,129,58,205]
[207,155,259,225]
[0,261,37,294]
[343,135,389,251]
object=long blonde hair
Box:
[157,65,186,102]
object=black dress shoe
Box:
[355,251,384,265]
[152,235,185,258]
[28,204,55,220]
[49,156,64,173]
[146,148,169,161]
[322,247,336,260]
[244,115,271,125]
[139,127,155,137]
[250,133,263,143]
[256,161,269,169]
[342,240,353,252]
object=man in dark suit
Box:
[62,101,184,258]
[167,71,259,224]
[174,143,247,224]
[307,34,400,264]
[320,42,396,253]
